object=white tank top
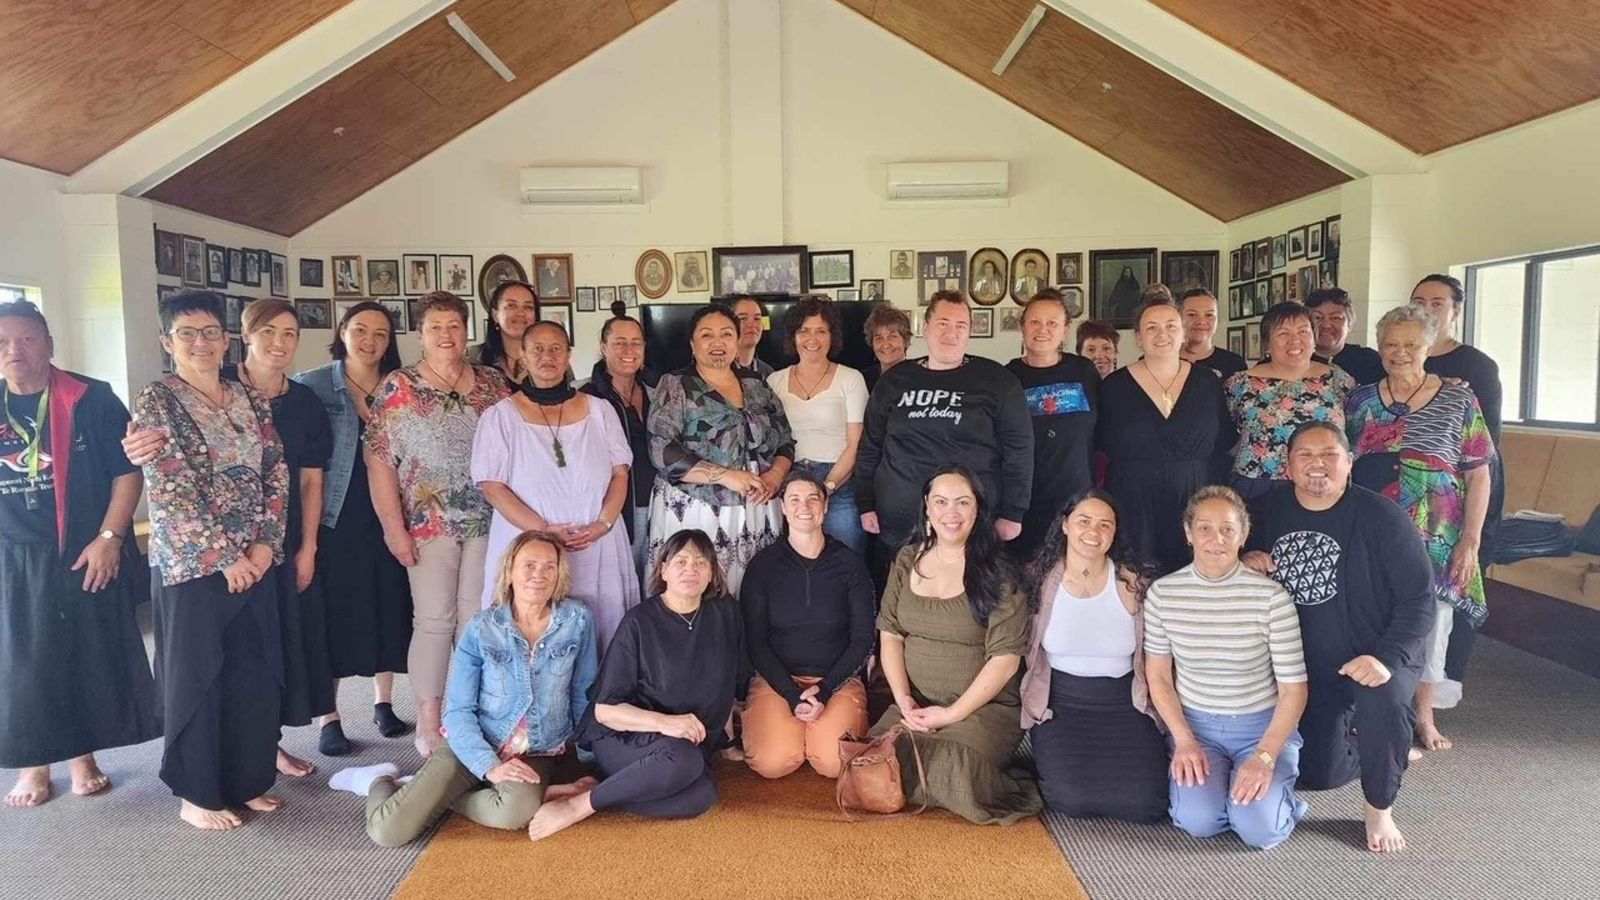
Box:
[1041,569,1136,678]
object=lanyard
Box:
[3,381,49,484]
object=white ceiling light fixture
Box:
[447,12,516,82]
[992,4,1047,76]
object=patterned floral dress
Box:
[1225,367,1357,482]
[1346,382,1495,625]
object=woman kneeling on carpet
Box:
[350,530,599,847]
[526,528,744,841]
[869,465,1041,825]
[1020,489,1169,823]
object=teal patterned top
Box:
[648,367,794,508]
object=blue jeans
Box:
[795,460,867,556]
[1169,707,1306,850]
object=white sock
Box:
[396,775,414,786]
[328,763,400,796]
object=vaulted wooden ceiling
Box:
[1148,0,1600,154]
[142,0,676,235]
[839,0,1351,221]
[0,0,354,174]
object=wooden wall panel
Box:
[849,0,1349,220]
[1150,0,1600,153]
[0,0,352,174]
[145,0,676,235]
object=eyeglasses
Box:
[170,326,225,343]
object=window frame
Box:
[1466,244,1600,433]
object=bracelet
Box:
[1255,749,1276,769]
[601,518,614,532]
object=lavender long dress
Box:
[471,395,641,652]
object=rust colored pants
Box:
[741,675,868,779]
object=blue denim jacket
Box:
[443,599,599,779]
[291,361,361,527]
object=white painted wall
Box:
[0,160,71,361]
[288,0,1227,375]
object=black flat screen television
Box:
[640,300,881,375]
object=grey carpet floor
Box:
[1041,637,1600,900]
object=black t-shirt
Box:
[224,367,332,549]
[580,595,744,751]
[0,382,136,545]
[741,538,876,709]
[1424,344,1501,443]
[1192,346,1248,381]
[1005,354,1099,506]
[1312,344,1385,387]
[1246,485,1435,677]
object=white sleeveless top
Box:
[1041,570,1136,678]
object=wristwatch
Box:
[824,480,837,494]
[1255,749,1276,770]
[99,529,123,542]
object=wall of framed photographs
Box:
[1222,188,1342,361]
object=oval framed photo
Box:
[967,247,1007,306]
[477,254,528,314]
[636,249,673,299]
[1009,248,1049,304]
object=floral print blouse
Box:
[132,377,288,586]
[1224,367,1356,479]
[648,367,795,508]
[364,364,510,543]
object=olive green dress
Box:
[869,547,1042,825]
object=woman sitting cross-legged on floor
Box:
[1020,488,1169,823]
[869,465,1042,826]
[740,470,875,779]
[1143,486,1308,850]
[526,528,744,840]
[351,530,599,847]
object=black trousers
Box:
[1295,664,1421,810]
[588,733,716,819]
[1030,672,1167,824]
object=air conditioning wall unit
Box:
[519,166,643,205]
[885,160,1009,200]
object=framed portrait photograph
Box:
[227,336,244,366]
[379,299,408,334]
[859,279,885,303]
[1271,234,1288,270]
[206,245,228,288]
[299,257,323,288]
[1240,242,1255,280]
[916,251,966,305]
[534,253,574,302]
[434,255,472,296]
[540,306,571,336]
[1297,265,1317,301]
[1059,285,1085,319]
[242,248,263,287]
[713,245,808,297]
[597,285,618,308]
[224,295,244,333]
[1089,247,1157,329]
[157,283,180,304]
[181,236,206,287]
[836,288,861,302]
[1287,267,1302,302]
[1306,223,1324,260]
[1270,273,1287,304]
[1009,248,1049,304]
[1244,321,1263,360]
[1324,215,1342,259]
[1161,250,1219,297]
[674,251,709,293]
[270,253,288,298]
[402,254,437,296]
[1228,286,1242,320]
[1319,258,1338,288]
[576,287,596,312]
[1288,227,1307,260]
[1253,278,1271,315]
[636,249,672,300]
[999,307,1023,333]
[889,250,915,280]
[1056,252,1083,285]
[477,255,527,306]
[1229,249,1240,284]
[1253,239,1271,276]
[1227,326,1245,358]
[619,285,638,307]
[968,247,1007,306]
[332,255,363,297]
[809,250,854,289]
[367,259,401,297]
[155,229,182,277]
[971,307,994,339]
[295,298,332,330]
[228,248,245,284]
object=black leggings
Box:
[588,733,716,819]
[1295,664,1421,809]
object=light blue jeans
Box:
[795,460,866,556]
[1169,707,1306,850]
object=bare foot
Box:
[68,756,111,796]
[180,800,242,830]
[1414,723,1453,751]
[526,793,595,842]
[545,776,599,801]
[244,794,283,813]
[718,745,745,762]
[276,747,316,777]
[1364,804,1407,853]
[5,768,51,807]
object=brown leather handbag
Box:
[836,724,927,820]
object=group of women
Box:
[2,270,1499,855]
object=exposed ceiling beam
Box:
[992,5,1046,76]
[1041,0,1424,178]
[65,0,453,198]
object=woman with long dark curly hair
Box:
[1020,489,1169,823]
[868,464,1040,825]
